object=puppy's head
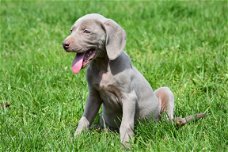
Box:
[63,13,126,74]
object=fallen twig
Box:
[174,113,206,127]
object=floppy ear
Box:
[103,19,126,60]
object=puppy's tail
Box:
[174,113,206,127]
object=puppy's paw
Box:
[121,141,131,150]
[74,129,82,137]
[74,116,90,137]
[120,128,134,150]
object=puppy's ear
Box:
[103,19,126,60]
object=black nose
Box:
[63,42,70,50]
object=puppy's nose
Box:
[63,42,70,50]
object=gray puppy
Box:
[63,13,175,146]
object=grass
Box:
[0,1,228,151]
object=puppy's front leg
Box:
[120,91,137,147]
[75,88,102,136]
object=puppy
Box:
[63,13,204,146]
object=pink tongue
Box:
[72,53,85,74]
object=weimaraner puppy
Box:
[62,13,176,146]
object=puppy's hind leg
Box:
[154,87,174,120]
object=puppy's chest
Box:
[93,71,122,103]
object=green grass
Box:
[1,1,228,151]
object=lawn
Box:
[0,1,228,151]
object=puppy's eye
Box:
[83,29,91,33]
[70,29,72,33]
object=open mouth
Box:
[71,49,96,74]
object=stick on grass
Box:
[174,113,206,127]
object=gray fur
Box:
[63,13,175,146]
